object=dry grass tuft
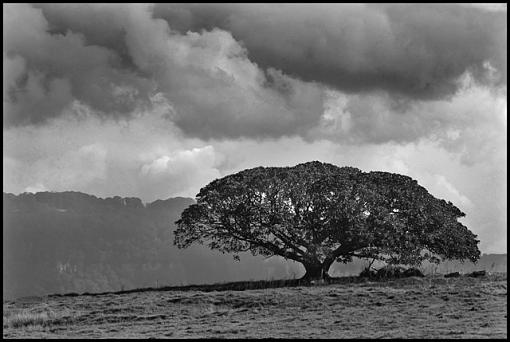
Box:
[3,305,79,329]
[184,302,234,318]
[3,310,55,328]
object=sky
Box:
[3,3,507,253]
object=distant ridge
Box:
[146,197,195,210]
[3,191,195,209]
[3,191,295,300]
[3,191,507,300]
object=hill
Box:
[3,191,507,299]
[3,191,297,299]
[3,274,507,338]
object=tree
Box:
[174,161,480,280]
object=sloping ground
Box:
[3,273,506,339]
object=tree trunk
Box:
[301,259,334,281]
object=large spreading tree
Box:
[174,161,480,280]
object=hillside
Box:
[3,191,507,300]
[3,274,507,338]
[3,191,298,300]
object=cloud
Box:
[153,3,507,99]
[433,174,473,208]
[141,146,216,177]
[2,4,507,254]
[24,183,47,193]
[12,141,107,196]
[6,4,506,143]
[3,108,506,253]
[3,99,223,202]
[117,4,326,139]
[3,4,154,127]
[465,3,507,12]
[307,77,507,164]
[140,145,222,199]
[6,4,326,140]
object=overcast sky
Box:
[3,3,507,253]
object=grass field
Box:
[3,273,507,339]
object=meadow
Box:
[3,273,507,339]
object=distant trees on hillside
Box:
[3,191,302,299]
[3,192,194,298]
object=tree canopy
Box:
[174,161,480,279]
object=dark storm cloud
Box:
[4,4,326,139]
[3,4,154,127]
[3,4,506,142]
[153,3,507,100]
[31,3,138,70]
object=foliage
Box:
[175,161,481,279]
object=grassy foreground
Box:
[3,273,507,339]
